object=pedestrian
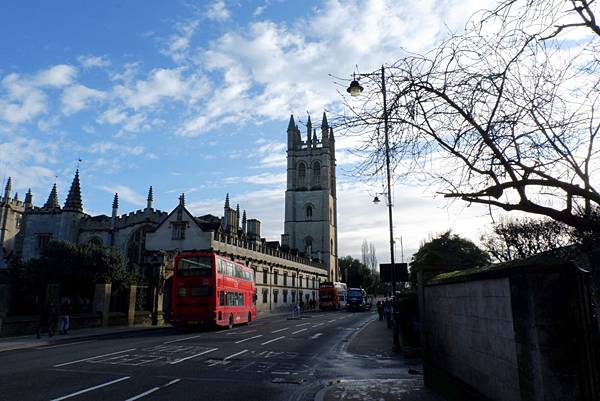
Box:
[383,299,392,329]
[59,297,72,334]
[376,301,384,321]
[36,303,55,339]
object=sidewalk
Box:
[316,314,446,401]
[0,324,164,353]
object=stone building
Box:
[0,113,338,314]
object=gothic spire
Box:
[44,183,60,209]
[321,112,329,141]
[179,193,185,207]
[24,188,32,208]
[64,169,83,212]
[3,177,11,201]
[242,210,247,232]
[147,186,153,209]
[306,114,312,141]
[313,129,318,145]
[287,114,296,132]
[236,203,240,228]
[13,192,18,201]
[112,192,119,210]
[224,193,230,209]
[321,112,328,130]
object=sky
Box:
[0,0,504,264]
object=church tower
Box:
[284,113,339,281]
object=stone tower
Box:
[284,113,339,281]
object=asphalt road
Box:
[0,310,376,401]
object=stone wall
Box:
[422,251,599,401]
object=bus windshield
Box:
[177,256,213,277]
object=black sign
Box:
[379,263,408,282]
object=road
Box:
[0,310,378,401]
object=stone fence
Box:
[0,283,156,337]
[419,248,600,401]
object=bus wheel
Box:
[228,315,234,329]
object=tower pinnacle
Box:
[147,186,153,209]
[44,184,60,209]
[3,177,11,201]
[64,169,83,212]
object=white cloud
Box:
[0,136,58,192]
[161,20,199,63]
[98,184,145,206]
[78,55,111,69]
[206,0,230,21]
[61,84,106,115]
[0,73,47,124]
[114,68,189,110]
[35,64,77,87]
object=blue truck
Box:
[346,288,371,311]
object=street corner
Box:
[314,378,446,401]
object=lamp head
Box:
[373,195,381,204]
[347,79,364,96]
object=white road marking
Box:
[312,323,324,328]
[327,319,337,322]
[291,328,307,335]
[53,348,136,367]
[124,379,181,401]
[224,349,248,360]
[164,335,204,344]
[295,322,310,327]
[271,327,289,333]
[310,333,323,340]
[238,329,257,334]
[271,371,290,375]
[49,376,130,401]
[260,336,285,345]
[37,340,94,349]
[235,335,263,344]
[169,348,218,365]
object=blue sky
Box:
[0,0,501,262]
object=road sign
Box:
[379,263,408,282]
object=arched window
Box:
[126,225,153,266]
[304,237,313,258]
[298,162,306,187]
[306,205,313,220]
[88,237,103,246]
[313,161,321,186]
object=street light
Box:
[347,65,400,350]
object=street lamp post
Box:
[348,65,400,350]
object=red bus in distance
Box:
[319,281,347,310]
[171,251,257,328]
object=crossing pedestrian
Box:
[59,297,72,334]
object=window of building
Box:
[313,161,321,185]
[283,290,288,303]
[292,291,296,303]
[305,237,312,258]
[15,216,21,229]
[306,205,312,220]
[273,290,279,303]
[292,274,296,287]
[312,277,315,288]
[263,269,268,284]
[299,275,302,288]
[298,162,306,187]
[274,271,278,285]
[37,234,52,251]
[306,276,309,287]
[262,289,268,304]
[283,272,288,286]
[171,222,186,240]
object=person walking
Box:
[383,299,392,329]
[376,300,384,321]
[59,297,72,334]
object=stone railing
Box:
[213,232,324,269]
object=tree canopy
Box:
[339,255,379,293]
[341,0,600,235]
[410,231,490,284]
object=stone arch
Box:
[297,162,306,188]
[305,203,314,220]
[312,161,321,186]
[88,236,103,246]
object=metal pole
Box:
[381,65,400,350]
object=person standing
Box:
[383,299,392,329]
[36,303,55,339]
[377,300,384,321]
[59,297,72,334]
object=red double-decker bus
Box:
[319,281,347,310]
[171,251,257,328]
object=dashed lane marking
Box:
[271,327,288,333]
[235,335,263,344]
[260,336,285,345]
[49,376,131,401]
[164,335,204,344]
[53,348,136,367]
[224,349,249,360]
[124,378,181,401]
[37,340,95,349]
[312,323,324,328]
[310,333,323,340]
[291,328,307,335]
[169,348,218,365]
[295,322,310,327]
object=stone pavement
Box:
[316,314,447,401]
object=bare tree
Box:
[361,239,378,273]
[481,216,572,262]
[340,0,600,236]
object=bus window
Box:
[177,256,213,277]
[220,291,225,306]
